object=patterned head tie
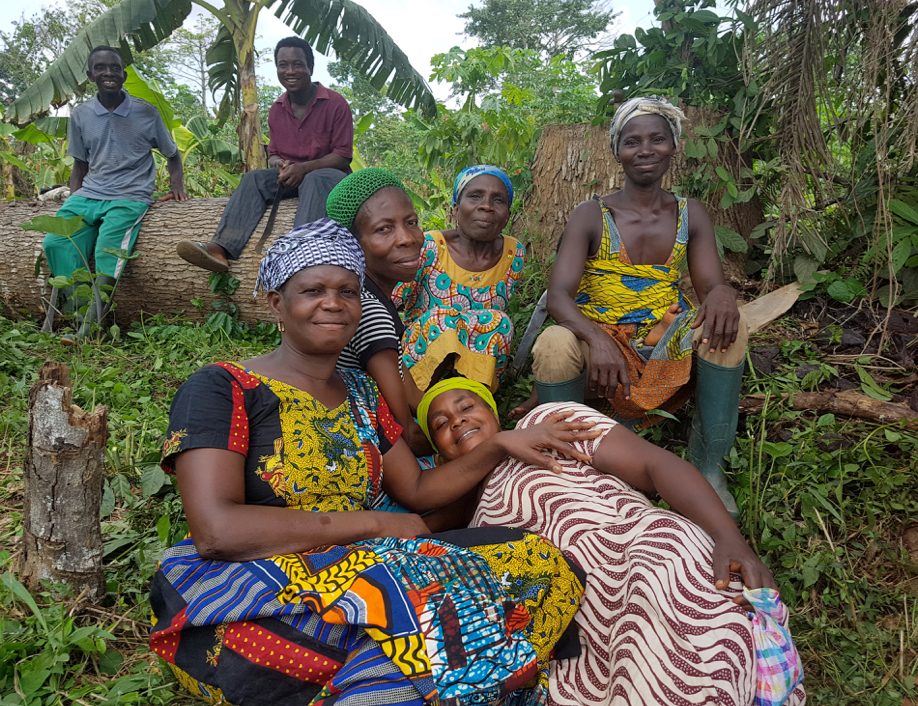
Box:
[609,95,686,158]
[253,218,365,295]
[326,167,406,231]
[452,165,514,207]
[416,376,499,451]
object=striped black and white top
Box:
[338,278,405,374]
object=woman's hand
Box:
[586,330,630,400]
[497,411,601,472]
[372,511,431,538]
[711,533,777,608]
[692,284,740,353]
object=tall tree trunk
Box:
[235,5,265,170]
[21,362,107,601]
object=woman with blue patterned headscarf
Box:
[395,165,525,391]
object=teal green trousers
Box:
[42,195,148,279]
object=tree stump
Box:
[21,362,108,601]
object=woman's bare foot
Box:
[643,303,681,346]
[509,388,538,421]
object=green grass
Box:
[0,312,915,704]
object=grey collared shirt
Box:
[68,90,178,204]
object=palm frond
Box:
[5,0,192,125]
[206,23,240,122]
[270,0,437,116]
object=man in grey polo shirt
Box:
[42,45,186,336]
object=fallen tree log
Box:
[740,389,918,430]
[0,197,299,324]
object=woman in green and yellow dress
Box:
[149,219,589,706]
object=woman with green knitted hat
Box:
[327,167,431,454]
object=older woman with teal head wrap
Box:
[395,164,526,394]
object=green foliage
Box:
[0,557,121,705]
[0,6,82,105]
[459,0,617,58]
[414,46,596,212]
[736,341,918,704]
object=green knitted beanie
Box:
[325,167,405,230]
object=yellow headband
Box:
[417,377,499,450]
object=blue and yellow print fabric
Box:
[577,196,691,331]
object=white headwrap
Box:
[609,96,686,158]
[254,218,365,295]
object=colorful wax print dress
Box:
[472,403,806,706]
[150,363,583,706]
[576,195,697,425]
[396,231,526,391]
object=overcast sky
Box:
[1,0,663,101]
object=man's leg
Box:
[42,195,102,279]
[177,169,279,271]
[293,168,347,226]
[213,169,280,258]
[59,199,151,339]
[531,325,590,403]
[92,199,149,280]
[687,310,750,518]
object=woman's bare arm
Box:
[381,413,597,513]
[591,425,776,591]
[175,448,428,561]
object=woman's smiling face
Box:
[353,187,423,285]
[268,265,362,355]
[427,388,501,459]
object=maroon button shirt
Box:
[267,83,354,163]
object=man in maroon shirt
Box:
[177,37,353,272]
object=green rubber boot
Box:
[534,370,587,404]
[687,357,743,519]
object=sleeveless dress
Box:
[576,195,698,425]
[150,364,583,705]
[396,230,526,391]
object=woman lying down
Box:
[415,357,805,706]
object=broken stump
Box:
[21,362,108,601]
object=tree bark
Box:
[21,362,108,601]
[0,197,299,324]
[740,389,918,430]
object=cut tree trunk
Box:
[0,197,299,324]
[21,362,108,601]
[515,111,764,277]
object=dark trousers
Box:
[212,167,347,259]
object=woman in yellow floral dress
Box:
[149,219,590,706]
[396,165,525,391]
